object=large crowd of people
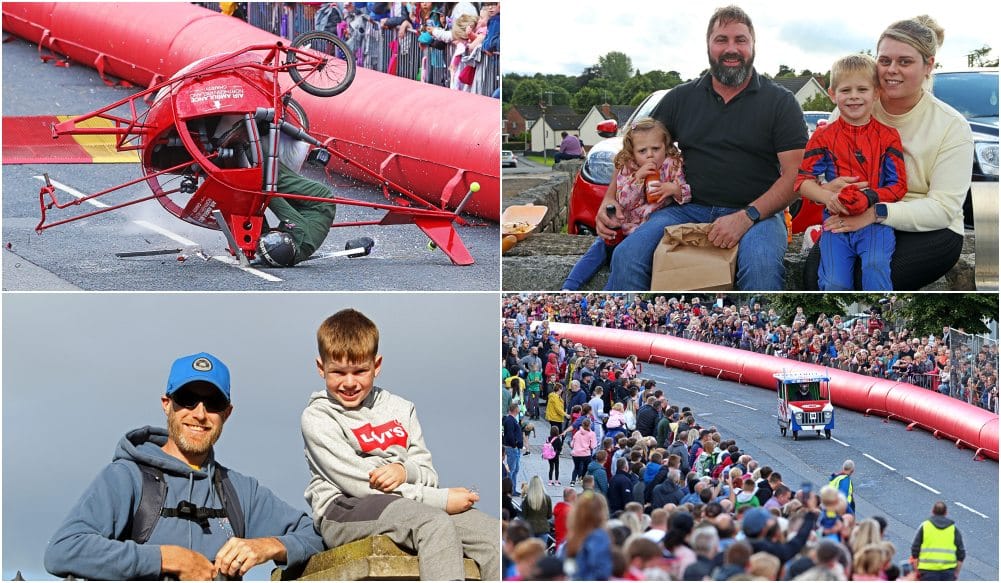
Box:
[500,304,973,580]
[502,294,998,413]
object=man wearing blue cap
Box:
[44,352,324,581]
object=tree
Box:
[894,294,998,336]
[644,70,685,89]
[598,51,634,84]
[571,87,605,114]
[776,64,797,78]
[509,79,548,107]
[510,80,571,107]
[801,93,834,112]
[967,45,999,67]
[766,294,850,324]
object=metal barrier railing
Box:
[198,2,499,97]
[947,327,998,412]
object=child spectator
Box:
[795,54,907,290]
[301,308,499,580]
[562,118,691,290]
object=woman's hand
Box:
[824,206,877,233]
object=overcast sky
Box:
[503,0,999,81]
[2,292,499,581]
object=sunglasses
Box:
[170,389,229,413]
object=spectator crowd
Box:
[502,294,998,413]
[500,304,972,580]
[206,2,501,97]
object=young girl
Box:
[562,117,690,291]
[605,402,626,442]
[545,425,570,486]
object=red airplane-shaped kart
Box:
[35,31,477,266]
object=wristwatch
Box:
[743,205,761,223]
[874,203,888,223]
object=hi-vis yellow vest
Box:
[917,521,958,571]
[829,474,853,504]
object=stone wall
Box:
[502,169,979,291]
[271,535,481,581]
[501,161,581,235]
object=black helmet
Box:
[257,231,297,267]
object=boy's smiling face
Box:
[317,355,382,409]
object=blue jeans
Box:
[605,204,787,290]
[563,237,612,290]
[505,446,522,494]
[818,213,895,290]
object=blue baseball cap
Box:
[165,352,231,402]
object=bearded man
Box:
[44,352,324,580]
[597,5,807,291]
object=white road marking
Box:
[724,399,756,411]
[676,386,709,397]
[906,476,941,494]
[210,255,283,282]
[830,437,851,447]
[35,175,282,282]
[954,502,989,519]
[38,176,110,208]
[133,220,199,247]
[863,453,896,471]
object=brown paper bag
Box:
[650,223,737,291]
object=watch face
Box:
[745,207,760,221]
[876,204,888,219]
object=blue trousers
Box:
[818,212,895,290]
[605,204,787,291]
[505,446,522,494]
[563,237,613,290]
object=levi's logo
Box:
[352,420,409,452]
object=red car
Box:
[568,90,668,235]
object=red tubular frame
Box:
[33,39,476,266]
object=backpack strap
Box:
[127,465,167,544]
[125,463,245,543]
[214,465,246,539]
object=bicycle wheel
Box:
[283,96,310,131]
[287,31,356,97]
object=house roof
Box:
[512,103,575,121]
[604,105,636,122]
[512,104,544,120]
[772,75,823,93]
[545,112,587,131]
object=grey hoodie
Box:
[44,426,323,580]
[301,386,450,523]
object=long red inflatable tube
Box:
[546,323,999,461]
[1,2,500,221]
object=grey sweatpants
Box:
[319,494,500,581]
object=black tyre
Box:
[288,31,356,97]
[283,97,310,131]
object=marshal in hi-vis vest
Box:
[917,521,958,571]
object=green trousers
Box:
[268,163,338,264]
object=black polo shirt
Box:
[651,70,807,208]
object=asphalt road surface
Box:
[514,358,999,580]
[2,36,498,290]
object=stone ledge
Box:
[501,231,976,291]
[271,535,481,581]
